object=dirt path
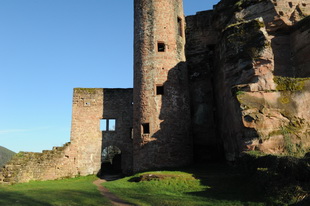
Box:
[93,179,135,206]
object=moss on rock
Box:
[274,76,310,91]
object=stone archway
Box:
[100,146,122,175]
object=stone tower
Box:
[133,0,192,172]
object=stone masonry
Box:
[133,0,192,172]
[1,0,309,184]
[0,88,133,183]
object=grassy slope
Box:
[0,146,15,167]
[103,164,268,206]
[0,175,112,206]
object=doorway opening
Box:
[100,146,122,176]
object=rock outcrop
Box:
[186,0,310,161]
[0,0,309,184]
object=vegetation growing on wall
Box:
[75,88,98,94]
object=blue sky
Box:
[0,0,220,153]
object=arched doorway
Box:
[100,146,122,175]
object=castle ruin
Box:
[1,0,310,184]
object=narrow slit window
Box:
[130,127,133,139]
[158,42,165,52]
[156,85,164,95]
[142,123,150,134]
[177,17,183,37]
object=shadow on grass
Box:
[0,191,53,206]
[179,163,267,204]
[0,189,110,206]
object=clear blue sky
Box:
[0,0,220,153]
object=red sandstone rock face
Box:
[1,0,309,184]
[209,0,310,159]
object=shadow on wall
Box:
[258,4,310,78]
[212,2,310,160]
[134,62,192,171]
[100,89,133,175]
[134,59,228,171]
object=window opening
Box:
[130,127,133,139]
[101,119,116,131]
[142,123,150,134]
[158,42,165,52]
[156,85,164,95]
[100,119,107,131]
[207,44,215,51]
[177,17,183,37]
[109,119,116,131]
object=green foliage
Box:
[235,90,245,96]
[274,76,310,91]
[0,146,15,167]
[13,152,26,158]
[240,153,310,205]
[104,165,268,206]
[0,175,112,206]
[245,150,266,158]
[280,127,307,157]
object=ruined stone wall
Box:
[70,88,105,176]
[0,88,134,184]
[185,11,224,161]
[0,143,78,184]
[71,88,133,175]
[101,89,133,174]
[133,0,192,172]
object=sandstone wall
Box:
[291,16,310,77]
[70,88,105,176]
[0,143,78,184]
[133,0,192,172]
[210,0,310,159]
[185,11,224,161]
[101,89,133,174]
[0,88,134,184]
[185,0,309,161]
[71,88,133,175]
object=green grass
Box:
[0,175,112,206]
[103,164,268,206]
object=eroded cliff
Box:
[186,0,310,161]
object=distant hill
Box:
[0,146,15,167]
